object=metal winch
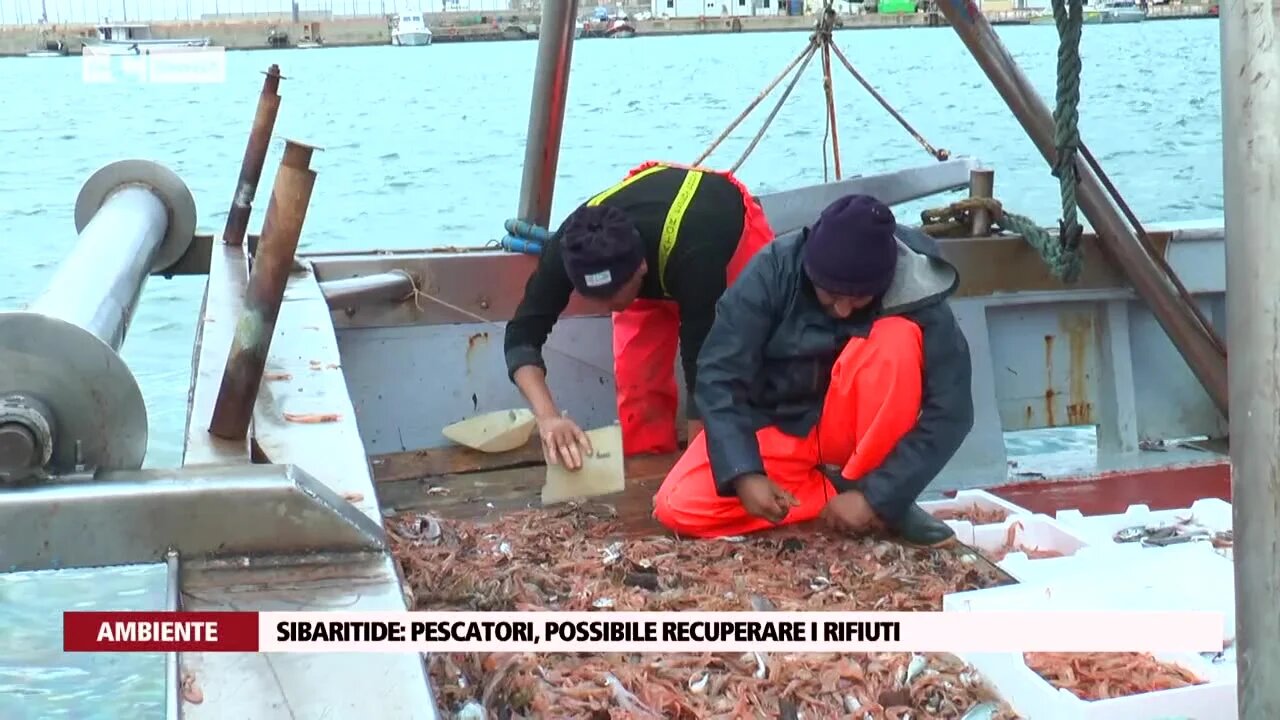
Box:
[0,160,196,483]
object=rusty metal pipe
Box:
[933,1,1228,417]
[319,272,415,310]
[223,64,283,247]
[209,140,318,440]
[515,0,580,229]
[969,168,994,237]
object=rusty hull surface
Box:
[183,239,437,718]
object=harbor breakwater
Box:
[0,3,1215,57]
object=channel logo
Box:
[82,45,226,85]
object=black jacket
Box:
[503,167,746,420]
[695,223,974,524]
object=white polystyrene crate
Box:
[920,489,1033,529]
[953,515,1090,579]
[995,541,1224,586]
[961,650,1235,720]
[942,552,1236,645]
[1055,498,1232,548]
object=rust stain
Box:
[465,332,490,375]
[1062,312,1095,426]
[1043,334,1056,427]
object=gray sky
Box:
[0,0,519,24]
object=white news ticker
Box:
[257,610,1225,654]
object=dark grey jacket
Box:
[694,223,974,524]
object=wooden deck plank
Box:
[375,452,679,528]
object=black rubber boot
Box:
[888,503,957,548]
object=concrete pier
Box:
[0,4,1219,57]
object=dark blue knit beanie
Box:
[803,194,898,298]
[558,205,645,298]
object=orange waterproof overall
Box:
[653,317,926,538]
[596,161,776,456]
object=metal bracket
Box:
[0,463,386,572]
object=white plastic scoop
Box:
[441,408,537,453]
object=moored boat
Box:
[1028,0,1146,24]
[79,21,213,53]
[391,11,434,46]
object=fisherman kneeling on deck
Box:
[503,161,775,468]
[653,195,972,547]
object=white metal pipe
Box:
[1221,0,1280,714]
[29,186,169,351]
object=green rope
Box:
[996,211,1081,281]
[1048,0,1085,283]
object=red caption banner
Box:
[63,611,260,652]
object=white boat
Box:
[80,22,213,54]
[1029,0,1145,24]
[297,40,323,49]
[391,12,433,46]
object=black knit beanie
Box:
[802,194,898,298]
[558,205,645,298]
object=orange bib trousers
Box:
[653,316,926,538]
[611,162,776,456]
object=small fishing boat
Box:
[1028,0,1145,24]
[391,11,433,46]
[80,22,213,54]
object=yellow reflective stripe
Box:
[585,165,667,207]
[658,170,703,297]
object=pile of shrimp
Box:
[389,505,1022,718]
[980,521,1066,563]
[928,504,1009,525]
[429,650,1020,719]
[1023,652,1204,701]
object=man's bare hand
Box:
[819,490,881,534]
[735,473,800,524]
[536,414,592,470]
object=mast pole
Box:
[515,0,581,229]
[1220,0,1280,713]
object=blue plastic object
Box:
[500,234,543,255]
[503,218,551,242]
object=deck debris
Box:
[263,371,293,381]
[388,506,1021,719]
[181,670,204,704]
[929,505,1009,525]
[1023,652,1204,700]
[282,412,341,424]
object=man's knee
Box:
[652,473,695,532]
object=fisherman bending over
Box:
[503,162,775,469]
[653,195,972,546]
